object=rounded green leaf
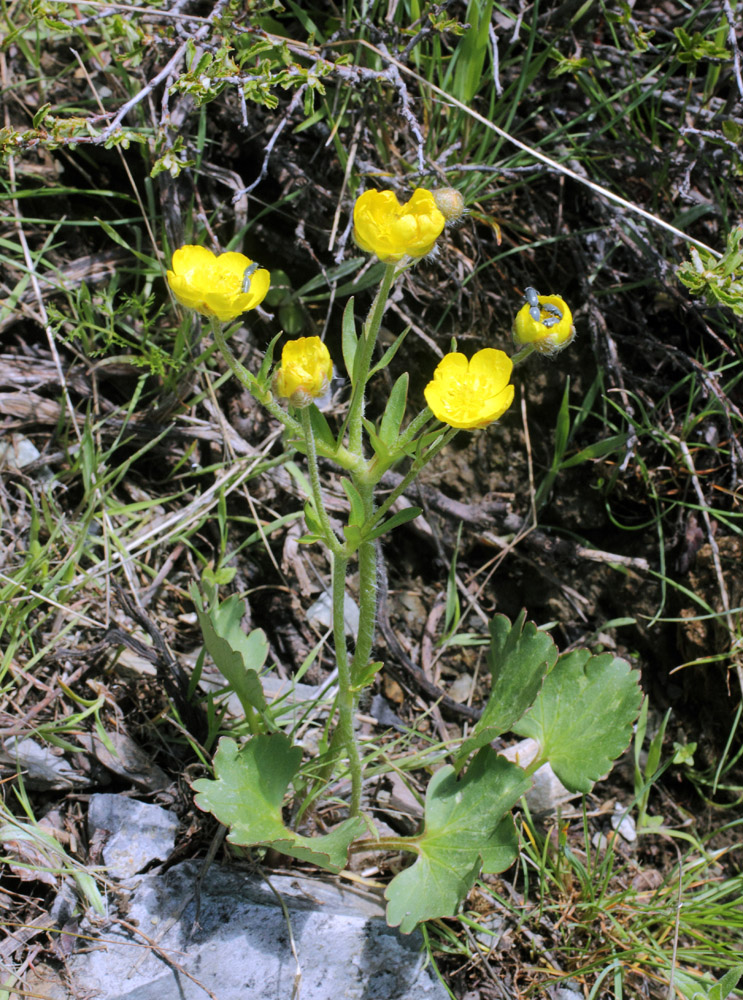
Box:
[193,736,365,873]
[513,650,642,793]
[385,748,529,933]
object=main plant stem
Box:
[331,262,396,807]
[347,263,397,454]
[332,550,363,816]
[300,410,363,813]
[350,481,377,686]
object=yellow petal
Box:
[513,294,574,355]
[468,348,512,388]
[424,349,514,429]
[434,352,470,378]
[171,244,217,278]
[275,336,333,404]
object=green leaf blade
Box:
[513,650,643,793]
[341,297,358,382]
[367,326,410,379]
[307,404,336,450]
[385,748,529,933]
[340,477,366,528]
[459,611,558,760]
[364,506,422,542]
[195,595,269,716]
[379,372,409,447]
[193,736,364,873]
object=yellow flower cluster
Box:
[424,349,514,430]
[353,188,445,262]
[167,245,270,322]
[166,207,572,442]
[274,336,333,408]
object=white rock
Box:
[447,673,474,703]
[199,671,332,722]
[473,909,506,949]
[1,737,86,789]
[306,590,360,638]
[0,432,40,469]
[551,986,584,1000]
[500,738,578,815]
[592,831,610,852]
[611,803,637,843]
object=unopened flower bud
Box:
[431,188,466,224]
[513,291,575,356]
[274,336,333,408]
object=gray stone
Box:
[473,909,506,950]
[200,670,331,722]
[550,987,584,1000]
[77,732,170,791]
[370,693,406,731]
[592,831,610,852]
[67,860,448,1000]
[306,589,360,638]
[1,737,86,789]
[87,794,178,879]
[0,432,41,470]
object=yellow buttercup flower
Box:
[274,336,333,407]
[513,291,574,355]
[424,349,514,430]
[167,245,270,322]
[353,188,446,262]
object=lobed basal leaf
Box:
[385,748,530,933]
[193,735,365,873]
[194,591,268,718]
[513,649,643,793]
[458,610,558,762]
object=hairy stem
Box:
[347,262,397,454]
[350,480,377,686]
[511,343,537,365]
[210,319,300,434]
[300,406,342,555]
[332,550,363,815]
